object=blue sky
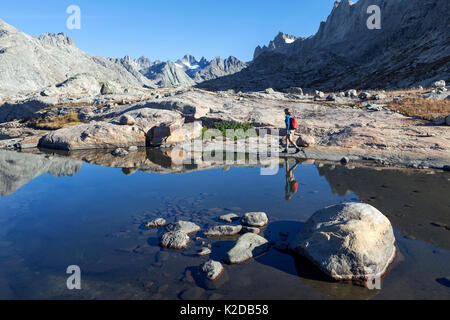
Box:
[1,0,338,62]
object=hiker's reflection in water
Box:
[285,159,300,200]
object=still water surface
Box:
[0,149,448,300]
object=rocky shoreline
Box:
[148,203,397,286]
[0,84,449,171]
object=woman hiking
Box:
[283,108,300,153]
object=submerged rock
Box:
[241,226,260,234]
[166,221,201,235]
[219,213,240,223]
[289,203,396,281]
[201,260,224,281]
[197,247,212,256]
[241,212,269,227]
[159,230,190,250]
[204,225,242,237]
[145,218,166,228]
[223,233,270,264]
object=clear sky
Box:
[1,0,338,62]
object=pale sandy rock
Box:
[224,233,270,264]
[289,203,396,281]
[166,221,201,234]
[163,121,203,145]
[219,213,240,223]
[197,247,212,256]
[39,122,146,151]
[159,231,190,250]
[241,212,269,227]
[201,260,224,281]
[297,135,315,147]
[204,225,242,237]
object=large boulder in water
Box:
[289,203,396,281]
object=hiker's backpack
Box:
[290,181,299,194]
[290,116,298,130]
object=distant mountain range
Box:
[199,0,450,92]
[0,19,247,96]
[131,54,247,88]
[1,0,448,96]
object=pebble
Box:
[197,247,212,256]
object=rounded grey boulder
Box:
[201,260,224,281]
[241,212,268,227]
[289,202,396,281]
[159,231,190,250]
[166,221,201,235]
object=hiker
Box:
[283,108,300,153]
[285,158,300,200]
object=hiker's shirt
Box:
[285,115,292,131]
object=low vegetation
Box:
[27,114,81,130]
[202,121,256,140]
[386,97,450,120]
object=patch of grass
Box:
[28,113,81,130]
[202,121,256,140]
[386,97,450,120]
[214,121,254,135]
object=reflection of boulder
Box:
[317,164,450,250]
[292,254,379,300]
[0,150,82,196]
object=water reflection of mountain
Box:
[317,164,450,250]
[0,150,83,196]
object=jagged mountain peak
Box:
[254,31,300,59]
[200,0,449,92]
[39,32,75,48]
